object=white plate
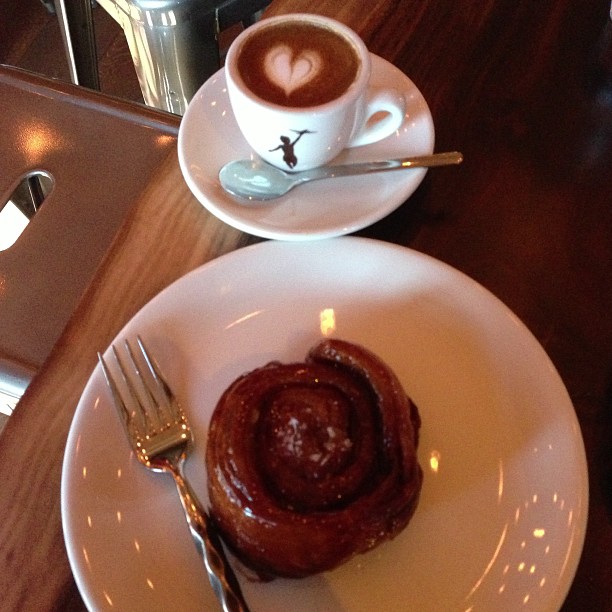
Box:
[61,238,588,612]
[177,55,434,240]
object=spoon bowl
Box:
[219,152,463,200]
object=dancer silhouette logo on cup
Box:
[269,129,315,169]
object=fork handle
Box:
[172,469,251,612]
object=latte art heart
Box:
[236,20,360,107]
[264,45,322,96]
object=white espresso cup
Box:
[225,13,406,172]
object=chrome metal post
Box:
[54,0,100,90]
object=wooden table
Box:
[1,1,610,610]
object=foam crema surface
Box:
[236,21,360,108]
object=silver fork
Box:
[98,336,250,612]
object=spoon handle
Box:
[301,151,463,182]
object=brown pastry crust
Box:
[206,338,422,579]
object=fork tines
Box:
[98,336,188,462]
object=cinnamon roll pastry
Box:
[206,338,422,579]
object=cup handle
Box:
[348,87,406,148]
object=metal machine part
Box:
[55,0,269,115]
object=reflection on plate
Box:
[177,55,434,240]
[61,238,587,611]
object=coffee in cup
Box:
[225,14,406,172]
[236,20,360,108]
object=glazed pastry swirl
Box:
[206,339,422,579]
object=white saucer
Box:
[62,238,587,612]
[178,55,435,240]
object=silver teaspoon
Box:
[219,151,463,200]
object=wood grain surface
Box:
[0,1,610,610]
[0,0,143,102]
